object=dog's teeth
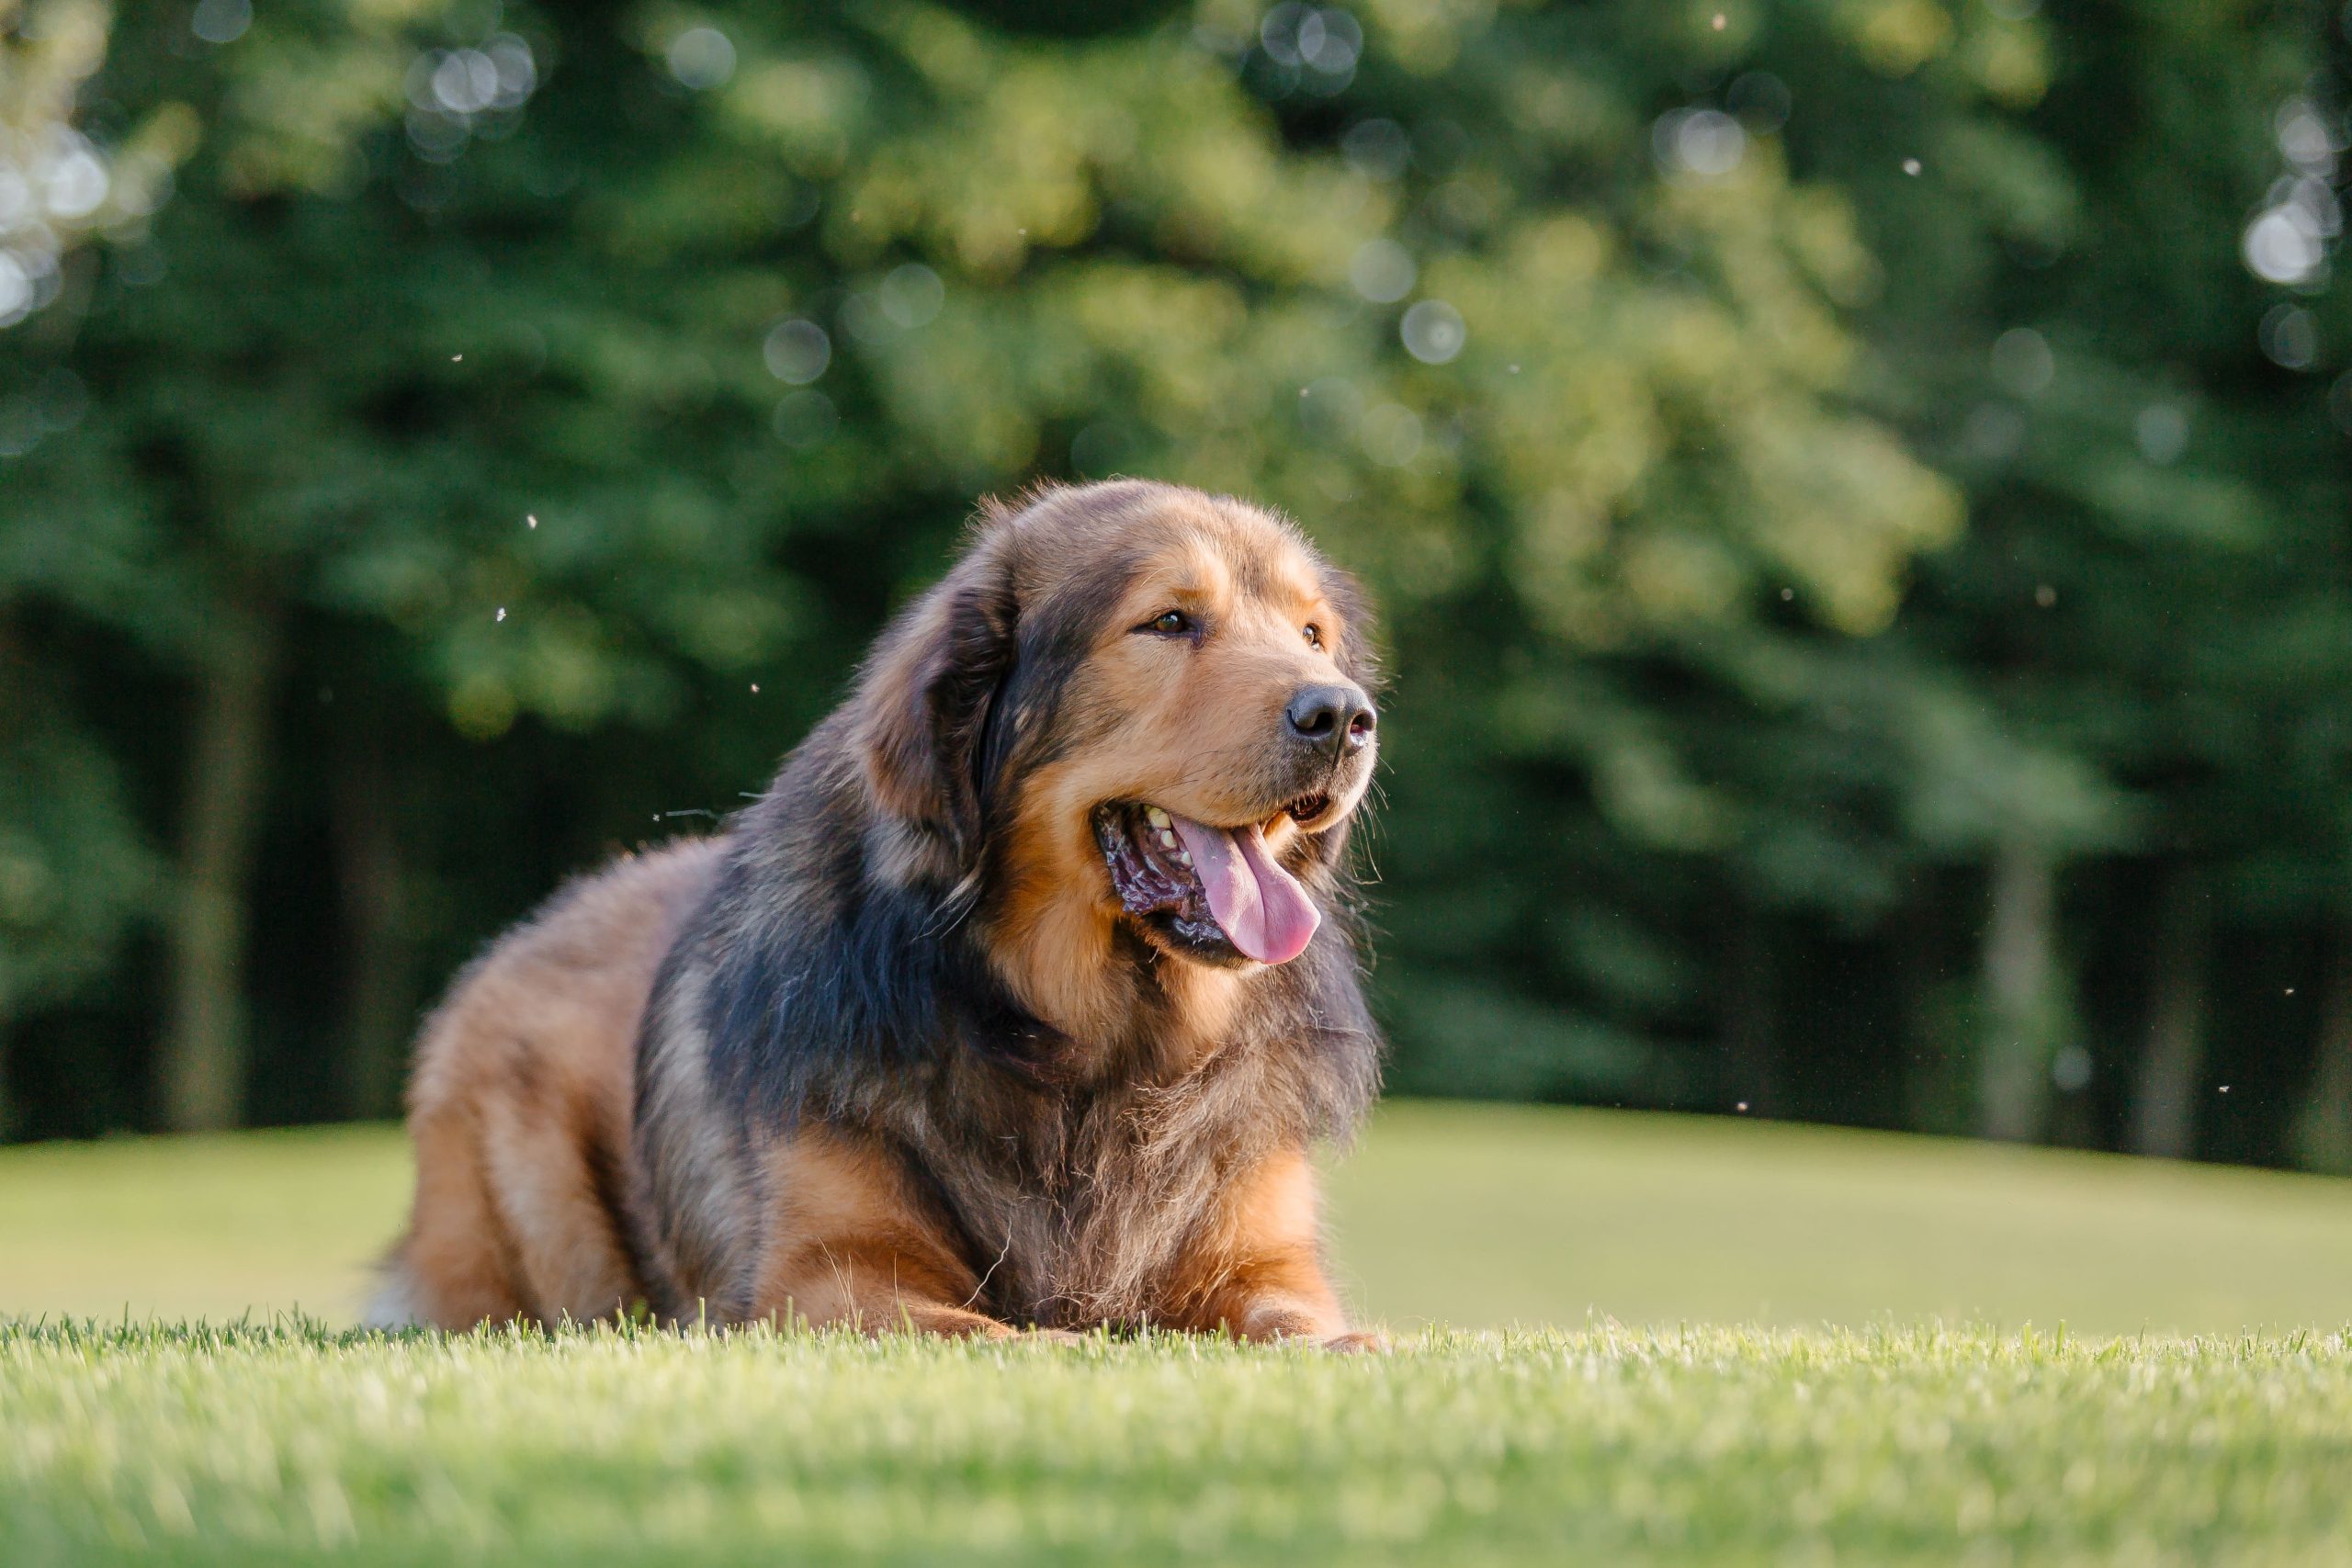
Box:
[1159,829,1179,849]
[1146,807,1170,829]
[1175,851,1191,865]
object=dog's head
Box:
[854,481,1380,999]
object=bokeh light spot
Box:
[668,28,738,91]
[432,51,501,115]
[40,137,109,220]
[1401,299,1465,364]
[2259,303,2319,370]
[2134,404,2188,465]
[763,319,831,384]
[1989,327,2054,397]
[1958,401,2026,465]
[1653,108,1747,179]
[190,0,251,46]
[0,255,33,328]
[878,263,944,329]
[1340,118,1410,182]
[1349,239,1417,303]
[1261,4,1361,89]
[2330,371,2352,435]
[2243,208,2325,285]
[2275,98,2340,175]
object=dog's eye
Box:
[1144,610,1193,637]
[1302,624,1322,649]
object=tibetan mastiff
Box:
[372,479,1385,1346]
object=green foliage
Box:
[2,0,2349,1156]
[0,700,154,1018]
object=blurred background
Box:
[3,0,2351,1183]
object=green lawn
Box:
[6,1320,2352,1565]
[6,1101,2352,1333]
[6,1104,2352,1565]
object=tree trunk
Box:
[0,618,17,1135]
[2126,865,2210,1160]
[334,721,413,1120]
[2290,938,2352,1174]
[1896,889,1970,1137]
[157,606,282,1133]
[1978,837,2059,1143]
[1719,899,1778,1117]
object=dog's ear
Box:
[856,536,1019,863]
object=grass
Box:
[7,1320,2352,1565]
[9,1101,2352,1333]
[1330,1103,2352,1334]
[7,1103,2352,1564]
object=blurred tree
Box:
[2291,946,2352,1171]
[9,0,1965,1129]
[1873,0,2352,1155]
[1,0,2347,1173]
[7,0,819,1123]
[1,0,190,1131]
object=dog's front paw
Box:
[1319,1328,1390,1354]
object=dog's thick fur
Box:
[374,481,1385,1343]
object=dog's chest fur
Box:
[894,1054,1273,1328]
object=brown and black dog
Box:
[372,479,1385,1346]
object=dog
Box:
[371,479,1385,1346]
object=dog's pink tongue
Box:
[1169,815,1319,965]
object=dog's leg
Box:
[741,1125,1021,1338]
[383,1112,533,1329]
[1160,1145,1384,1350]
[752,1237,1023,1338]
[477,1092,643,1325]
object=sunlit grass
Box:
[7,1108,2352,1562]
[1327,1102,2352,1335]
[6,1318,2352,1565]
[8,1101,2352,1334]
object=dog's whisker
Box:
[960,1232,1014,1311]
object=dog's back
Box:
[368,838,721,1328]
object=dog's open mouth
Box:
[1092,800,1324,965]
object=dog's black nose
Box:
[1285,683,1377,755]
